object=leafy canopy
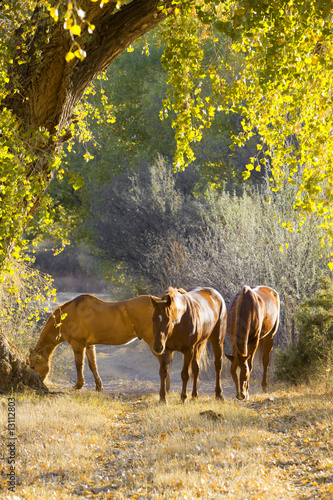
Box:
[213,1,333,257]
[1,0,333,270]
[161,1,333,265]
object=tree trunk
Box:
[0,330,48,394]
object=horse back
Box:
[56,294,154,347]
[228,286,260,357]
[228,286,280,357]
[253,286,280,337]
[186,287,226,334]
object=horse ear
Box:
[225,353,234,362]
[165,294,172,307]
[150,296,161,309]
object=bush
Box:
[0,260,55,355]
[274,277,333,388]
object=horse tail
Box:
[235,285,253,358]
[190,341,208,381]
[197,341,208,370]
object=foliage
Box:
[50,29,257,236]
[1,0,332,268]
[275,277,333,386]
[80,156,331,347]
[0,260,55,354]
[158,0,333,262]
[209,0,333,258]
[81,155,205,295]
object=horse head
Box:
[29,348,49,380]
[150,288,187,355]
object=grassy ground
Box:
[0,384,332,500]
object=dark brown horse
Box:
[151,287,227,403]
[226,285,280,400]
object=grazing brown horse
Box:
[29,294,163,391]
[226,285,280,400]
[151,287,227,403]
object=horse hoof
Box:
[216,394,224,402]
[96,381,103,392]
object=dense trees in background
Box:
[72,156,328,346]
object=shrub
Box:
[274,277,333,388]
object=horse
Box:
[225,285,280,401]
[150,287,227,403]
[29,293,166,391]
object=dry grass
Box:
[0,384,332,500]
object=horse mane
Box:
[35,299,72,351]
[162,287,187,321]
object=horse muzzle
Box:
[153,342,165,355]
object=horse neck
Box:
[36,312,63,359]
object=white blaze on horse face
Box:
[159,315,163,323]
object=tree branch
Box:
[72,0,176,104]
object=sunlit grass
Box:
[0,385,332,499]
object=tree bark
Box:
[0,330,48,394]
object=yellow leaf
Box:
[74,49,86,60]
[49,7,59,21]
[70,25,81,36]
[65,51,75,62]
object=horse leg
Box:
[159,350,172,403]
[86,345,103,392]
[209,336,224,401]
[228,357,242,400]
[181,349,194,403]
[191,352,200,399]
[166,351,174,392]
[261,335,274,393]
[243,339,259,400]
[73,347,85,390]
